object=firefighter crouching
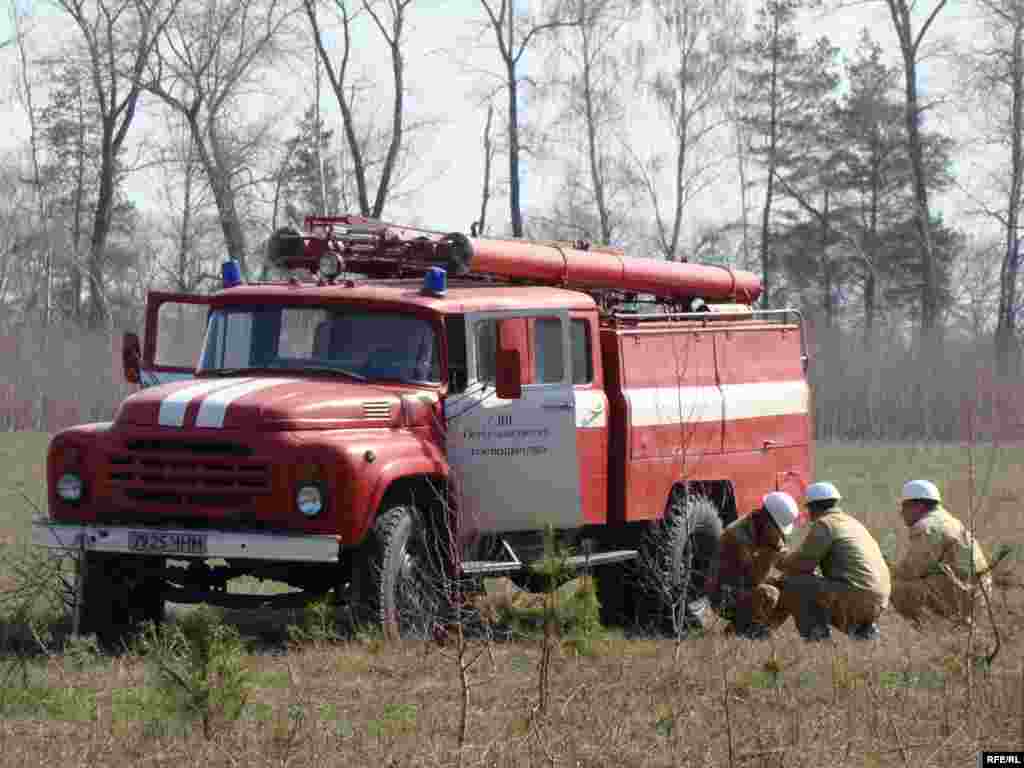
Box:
[708,491,800,639]
[772,482,891,641]
[890,480,992,626]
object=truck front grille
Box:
[108,440,270,509]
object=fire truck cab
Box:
[33,216,812,642]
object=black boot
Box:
[849,622,881,640]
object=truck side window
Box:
[474,319,498,384]
[571,319,593,385]
[534,317,564,383]
[446,315,469,393]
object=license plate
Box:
[131,532,207,555]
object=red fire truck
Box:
[32,215,812,642]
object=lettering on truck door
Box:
[445,309,581,534]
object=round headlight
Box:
[56,473,83,503]
[297,485,323,517]
[318,253,340,279]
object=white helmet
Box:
[805,481,842,504]
[901,479,941,503]
[762,492,799,536]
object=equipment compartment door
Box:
[444,309,581,534]
[141,292,213,387]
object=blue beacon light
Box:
[423,266,447,296]
[222,260,242,289]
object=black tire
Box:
[633,492,722,634]
[594,562,628,627]
[362,505,449,640]
[79,553,165,649]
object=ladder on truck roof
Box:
[265,214,763,308]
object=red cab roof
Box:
[209,279,597,314]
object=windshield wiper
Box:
[292,365,367,381]
[203,364,367,381]
[201,367,278,377]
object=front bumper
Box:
[32,519,340,563]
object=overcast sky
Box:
[0,0,1004,255]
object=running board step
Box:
[461,549,637,576]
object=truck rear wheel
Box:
[363,504,449,640]
[78,553,165,648]
[633,493,722,634]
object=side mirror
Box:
[495,346,522,400]
[122,332,142,384]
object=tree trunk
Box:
[886,0,945,340]
[759,8,781,307]
[903,56,938,336]
[71,78,86,321]
[581,21,611,244]
[736,119,752,270]
[478,104,494,234]
[507,55,523,238]
[178,142,194,292]
[821,189,833,328]
[996,12,1024,378]
[87,130,115,330]
[372,27,405,218]
[194,117,249,278]
[864,153,881,348]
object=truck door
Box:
[140,292,213,387]
[444,309,581,534]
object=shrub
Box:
[138,605,252,739]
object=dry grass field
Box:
[0,435,1021,766]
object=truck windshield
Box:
[197,306,440,383]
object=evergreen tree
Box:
[736,0,837,306]
[279,106,341,219]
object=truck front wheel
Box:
[78,553,165,648]
[363,504,448,640]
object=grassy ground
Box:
[0,434,1021,766]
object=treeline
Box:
[0,0,1021,440]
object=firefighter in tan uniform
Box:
[774,482,891,641]
[708,492,800,639]
[890,480,992,625]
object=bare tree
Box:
[546,0,634,246]
[475,103,496,236]
[12,6,52,327]
[966,0,1024,375]
[883,0,948,340]
[145,0,292,280]
[153,119,222,295]
[478,0,571,237]
[304,0,414,220]
[633,0,739,261]
[948,237,1001,343]
[54,0,181,329]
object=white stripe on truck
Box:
[194,378,295,428]
[158,379,252,427]
[626,380,807,427]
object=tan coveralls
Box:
[773,508,891,635]
[711,514,787,632]
[890,506,992,624]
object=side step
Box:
[461,548,637,577]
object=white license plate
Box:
[130,532,207,555]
